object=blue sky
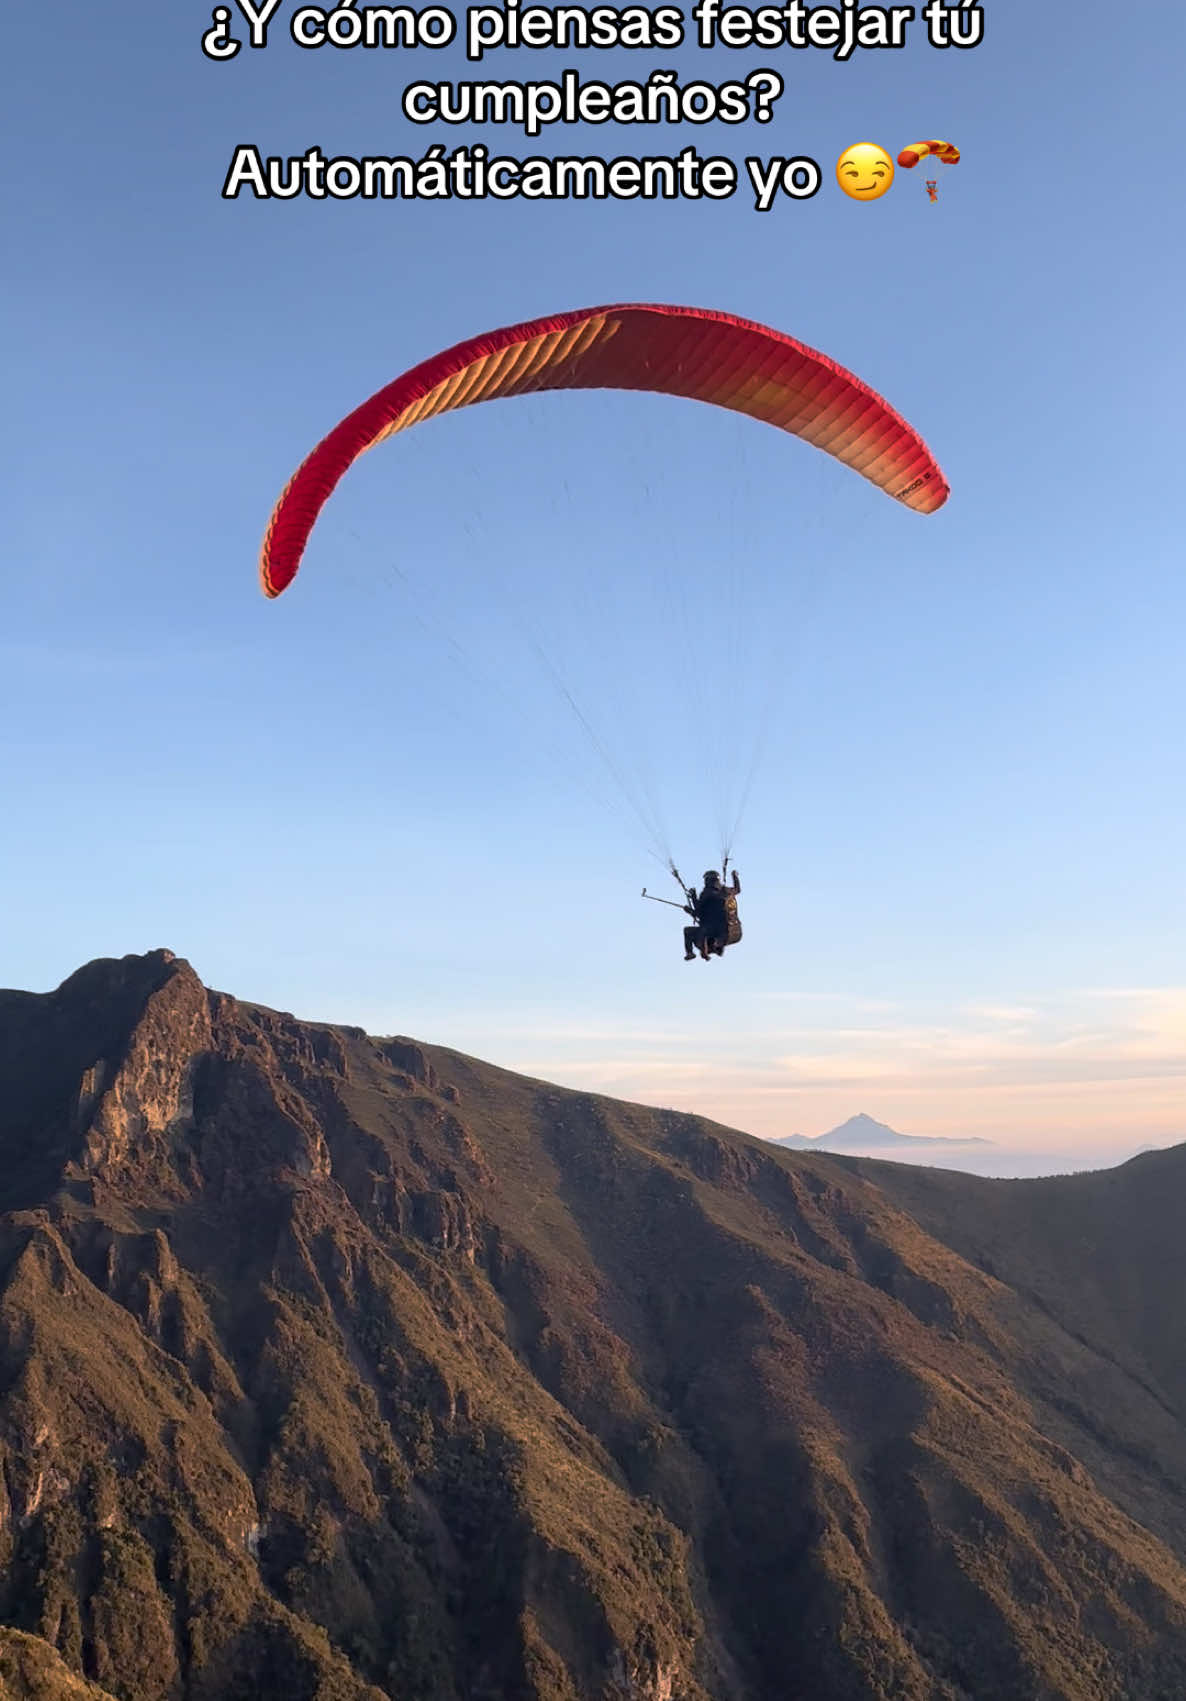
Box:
[3,0,1183,1160]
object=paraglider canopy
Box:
[260,302,949,599]
[258,302,951,897]
[897,140,961,168]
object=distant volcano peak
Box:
[772,1114,994,1152]
[830,1113,899,1141]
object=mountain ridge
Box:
[1,950,1185,1700]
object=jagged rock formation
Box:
[1,951,1186,1700]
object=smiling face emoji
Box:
[836,143,894,201]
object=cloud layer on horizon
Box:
[449,985,1186,1151]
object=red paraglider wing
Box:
[261,302,949,598]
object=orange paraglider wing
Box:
[898,140,961,168]
[260,302,949,599]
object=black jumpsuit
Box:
[683,873,742,959]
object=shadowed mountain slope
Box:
[1,951,1185,1700]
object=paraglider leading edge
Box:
[259,301,950,599]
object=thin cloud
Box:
[488,985,1186,1152]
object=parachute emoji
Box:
[897,140,960,202]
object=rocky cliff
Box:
[1,951,1185,1700]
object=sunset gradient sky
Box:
[3,0,1182,1165]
